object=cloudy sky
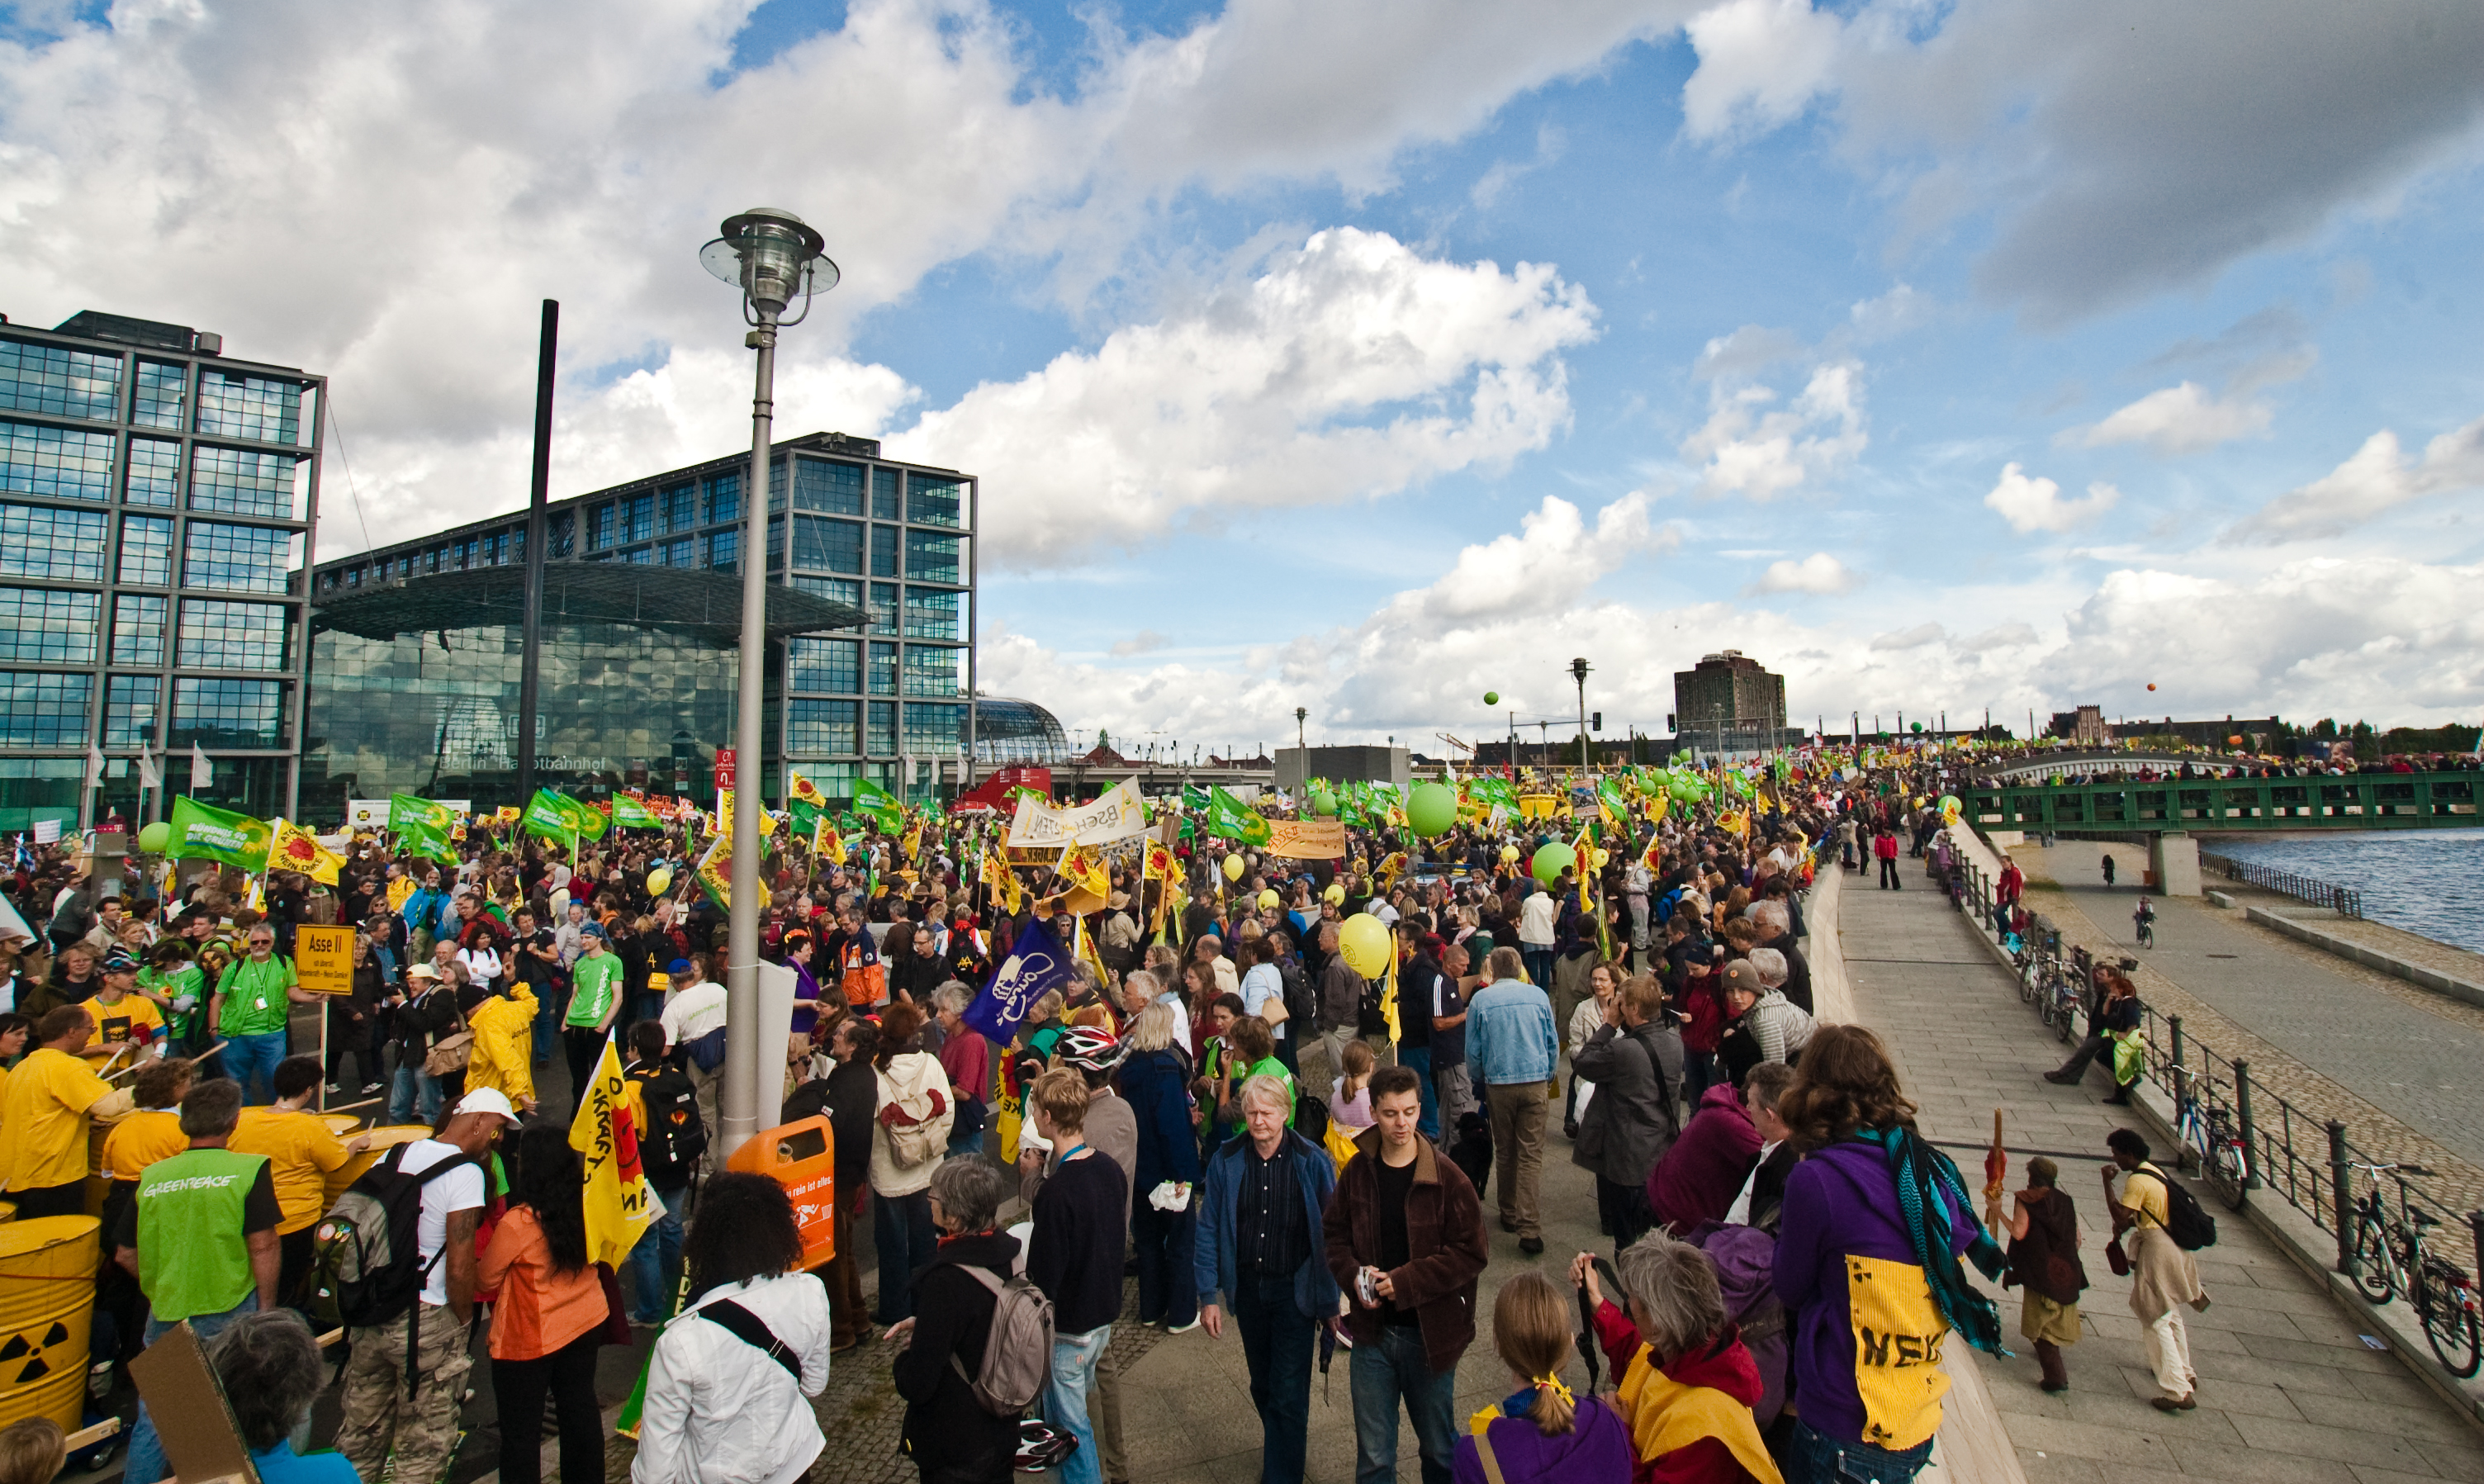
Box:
[7,0,2483,751]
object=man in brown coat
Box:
[1322,1064,1488,1484]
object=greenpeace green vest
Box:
[135,1147,268,1320]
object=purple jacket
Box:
[1647,1085,1761,1235]
[1452,1392,1634,1484]
[1774,1139,1979,1448]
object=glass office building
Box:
[0,311,320,829]
[305,431,979,813]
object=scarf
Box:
[1855,1126,2008,1354]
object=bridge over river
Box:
[1965,766,2480,834]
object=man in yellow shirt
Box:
[233,1055,372,1304]
[464,980,539,1114]
[87,949,168,1058]
[0,1005,139,1218]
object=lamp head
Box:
[1571,656,1591,684]
[700,207,837,315]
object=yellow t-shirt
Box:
[101,1109,192,1181]
[85,993,167,1050]
[2121,1166,2172,1230]
[1,1048,120,1191]
[230,1107,355,1234]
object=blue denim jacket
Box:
[1462,980,1558,1088]
[1193,1129,1339,1319]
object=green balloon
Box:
[1531,842,1576,887]
[137,821,171,853]
[1311,788,1337,817]
[1406,781,1458,837]
[1482,690,1500,707]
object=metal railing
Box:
[1940,846,2481,1344]
[2198,851,2364,917]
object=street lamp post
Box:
[1569,657,1591,780]
[700,206,837,1159]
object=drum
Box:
[323,1125,435,1205]
[0,1216,99,1431]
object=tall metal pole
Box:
[517,300,557,804]
[723,304,779,1159]
[1571,658,1590,780]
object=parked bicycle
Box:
[2346,1160,2482,1378]
[2174,1075,2250,1211]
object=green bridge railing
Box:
[1969,768,2481,833]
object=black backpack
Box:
[2136,1164,2217,1251]
[1278,956,1317,1031]
[312,1143,472,1330]
[634,1064,709,1186]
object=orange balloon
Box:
[2145,683,2156,691]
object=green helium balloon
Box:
[1667,775,1696,801]
[137,821,172,854]
[1482,690,1500,707]
[1406,781,1458,837]
[1531,842,1576,887]
[1311,788,1337,817]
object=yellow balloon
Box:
[1500,845,1520,864]
[1322,883,1346,905]
[1256,888,1280,909]
[645,867,673,896]
[1339,913,1392,978]
[1591,848,1609,868]
[1221,854,1244,881]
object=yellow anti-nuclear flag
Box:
[263,818,344,885]
[568,1031,661,1268]
[982,842,1024,916]
[814,817,843,862]
[1059,842,1109,900]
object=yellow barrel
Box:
[0,1205,15,1225]
[323,1126,434,1206]
[0,1216,98,1431]
[321,1112,364,1139]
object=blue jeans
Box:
[1131,1200,1196,1327]
[389,1060,442,1124]
[1233,1271,1315,1484]
[1783,1418,1936,1484]
[531,983,564,1064]
[871,1188,936,1323]
[124,1297,258,1484]
[223,1030,288,1105]
[1398,1046,1439,1140]
[1349,1324,1457,1484]
[1521,947,1556,993]
[1044,1324,1114,1484]
[623,1183,688,1321]
[1682,1048,1717,1106]
[947,1123,986,1158]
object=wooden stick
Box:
[64,1417,122,1449]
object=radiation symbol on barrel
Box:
[0,1320,73,1384]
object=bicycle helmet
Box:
[1054,1024,1126,1074]
[1015,1418,1078,1472]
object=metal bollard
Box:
[2329,1120,2355,1278]
[2235,1060,2259,1190]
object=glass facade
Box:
[313,434,974,808]
[0,322,319,829]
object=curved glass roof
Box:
[310,563,864,648]
[974,695,1069,766]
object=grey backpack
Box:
[946,1265,1054,1415]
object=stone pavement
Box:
[1837,856,2484,1483]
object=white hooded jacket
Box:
[870,1049,955,1197]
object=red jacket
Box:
[1647,1087,1762,1235]
[1872,832,1899,861]
[1591,1300,1769,1483]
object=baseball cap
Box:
[453,1088,521,1125]
[666,958,693,976]
[407,962,440,981]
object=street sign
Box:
[294,923,355,996]
[714,747,735,790]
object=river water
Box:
[2211,828,2484,953]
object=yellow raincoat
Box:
[465,984,538,1107]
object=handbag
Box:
[2104,1235,2131,1277]
[424,1020,475,1077]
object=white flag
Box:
[190,742,211,789]
[902,753,917,786]
[136,751,161,792]
[84,745,104,792]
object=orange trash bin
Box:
[725,1117,837,1271]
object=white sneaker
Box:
[1164,1317,1201,1335]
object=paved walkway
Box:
[1837,861,2484,1483]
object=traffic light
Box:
[1666,712,1676,731]
[1590,712,1602,731]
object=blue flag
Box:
[962,917,1071,1045]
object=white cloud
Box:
[1984,462,2121,533]
[2063,381,2271,455]
[1111,631,1169,657]
[2228,412,2484,543]
[1745,552,1855,595]
[1847,282,1932,342]
[893,228,1599,567]
[1387,492,1677,626]
[1680,0,1846,141]
[1694,324,1806,379]
[1682,361,1866,500]
[1870,622,1944,651]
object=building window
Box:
[132,360,187,430]
[866,699,896,755]
[0,588,99,664]
[788,638,860,693]
[903,701,964,754]
[870,467,900,520]
[867,641,898,696]
[621,545,652,565]
[587,503,614,550]
[786,698,860,754]
[869,523,898,577]
[2,419,116,501]
[903,529,962,584]
[548,511,573,557]
[112,595,166,666]
[792,515,863,575]
[188,445,301,519]
[169,676,287,748]
[769,458,787,514]
[659,538,693,567]
[621,492,654,544]
[193,370,301,444]
[789,574,860,608]
[102,674,159,748]
[704,528,738,572]
[704,470,741,525]
[178,599,292,671]
[3,505,108,581]
[901,646,958,697]
[793,458,865,516]
[0,671,91,747]
[903,587,963,641]
[126,438,181,507]
[661,484,695,533]
[869,582,898,636]
[906,473,964,529]
[115,514,173,586]
[0,337,122,421]
[766,513,784,562]
[182,522,294,594]
[788,760,856,794]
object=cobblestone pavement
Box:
[2011,841,2484,1270]
[1842,863,2484,1484]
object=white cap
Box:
[453,1088,520,1125]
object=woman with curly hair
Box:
[481,1125,604,1484]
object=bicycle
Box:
[2174,1078,2250,1210]
[2345,1160,2482,1378]
[2134,912,2155,949]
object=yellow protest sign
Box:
[293,923,356,996]
[1264,819,1348,859]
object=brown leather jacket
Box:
[1321,1126,1490,1374]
